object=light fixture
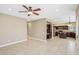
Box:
[8,8,12,11]
[56,9,59,12]
[28,12,32,15]
[68,17,72,26]
[68,24,72,26]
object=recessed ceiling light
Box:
[56,9,59,12]
[8,8,12,11]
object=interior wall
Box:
[76,5,79,39]
[27,19,46,40]
[76,5,79,46]
[0,13,27,46]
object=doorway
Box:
[46,22,52,39]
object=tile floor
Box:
[0,37,78,55]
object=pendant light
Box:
[68,17,72,26]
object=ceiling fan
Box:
[19,5,41,16]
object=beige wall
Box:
[76,5,79,46]
[0,13,27,46]
[27,19,46,40]
[76,5,79,38]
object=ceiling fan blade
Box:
[33,8,41,11]
[22,5,28,10]
[33,12,39,15]
[19,11,27,12]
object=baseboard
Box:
[28,36,47,42]
[0,39,27,48]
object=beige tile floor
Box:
[0,37,78,55]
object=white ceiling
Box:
[0,4,77,23]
